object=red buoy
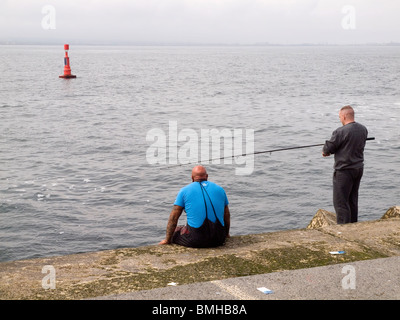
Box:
[59,44,76,79]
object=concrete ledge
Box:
[381,206,400,219]
[306,209,336,229]
[94,256,400,300]
[1,207,399,300]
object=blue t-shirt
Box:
[174,181,229,228]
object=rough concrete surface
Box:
[0,207,399,300]
[95,256,400,300]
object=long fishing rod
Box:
[168,137,375,167]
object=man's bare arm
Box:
[159,205,184,245]
[224,205,231,237]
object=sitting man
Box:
[159,165,230,248]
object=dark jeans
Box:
[172,222,227,248]
[333,168,364,224]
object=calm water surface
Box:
[0,45,399,262]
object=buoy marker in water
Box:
[59,44,76,79]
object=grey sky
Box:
[1,0,399,45]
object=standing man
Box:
[159,165,230,248]
[322,106,368,224]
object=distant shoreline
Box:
[1,41,400,47]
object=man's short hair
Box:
[341,105,354,112]
[340,105,354,116]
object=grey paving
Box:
[93,256,400,300]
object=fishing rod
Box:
[242,136,376,158]
[167,137,375,167]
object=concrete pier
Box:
[0,206,399,300]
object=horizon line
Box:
[0,41,400,47]
[1,40,400,47]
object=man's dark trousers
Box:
[333,168,364,224]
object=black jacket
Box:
[323,122,368,170]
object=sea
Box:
[0,45,399,262]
